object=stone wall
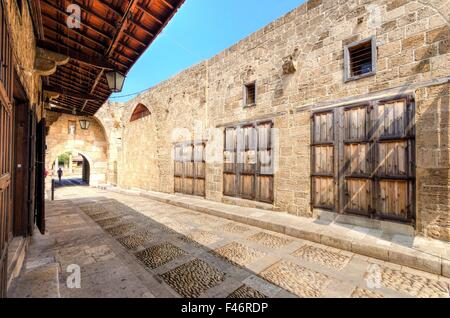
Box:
[46,112,109,186]
[97,0,450,240]
[5,0,43,118]
[416,82,450,241]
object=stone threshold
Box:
[7,236,29,291]
[99,186,450,278]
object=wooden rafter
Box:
[38,0,186,115]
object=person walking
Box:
[57,168,63,183]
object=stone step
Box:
[8,262,60,298]
[101,186,450,278]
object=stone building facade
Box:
[95,0,450,241]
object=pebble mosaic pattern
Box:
[79,206,108,216]
[105,223,136,237]
[227,285,267,298]
[292,245,351,270]
[183,230,221,246]
[96,217,123,228]
[220,223,251,234]
[90,212,116,221]
[160,259,225,298]
[135,243,185,269]
[248,232,292,248]
[260,260,330,297]
[72,193,450,299]
[213,242,266,266]
[351,287,384,298]
[117,231,153,250]
[377,267,449,298]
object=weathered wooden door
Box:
[223,121,274,204]
[311,112,335,210]
[174,142,205,197]
[0,0,14,297]
[372,99,415,221]
[342,106,372,216]
[312,97,415,223]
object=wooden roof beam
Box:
[160,0,175,10]
[128,18,155,38]
[44,85,100,101]
[42,0,117,31]
[43,27,105,57]
[41,13,109,50]
[123,30,147,48]
[136,4,163,25]
[38,40,115,70]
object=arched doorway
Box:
[52,152,91,187]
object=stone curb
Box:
[101,186,449,278]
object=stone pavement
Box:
[107,187,450,278]
[8,186,450,298]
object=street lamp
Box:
[105,70,126,93]
[79,119,90,130]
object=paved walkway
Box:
[8,186,450,298]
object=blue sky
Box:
[110,0,306,102]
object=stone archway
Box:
[51,151,92,185]
[46,111,108,187]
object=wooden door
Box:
[173,142,205,197]
[182,143,194,195]
[256,122,274,203]
[13,103,31,236]
[35,119,46,234]
[224,128,237,197]
[311,112,335,210]
[193,143,205,197]
[372,99,415,221]
[223,121,274,204]
[174,145,183,193]
[27,109,36,235]
[237,125,257,200]
[343,106,372,216]
[0,0,14,297]
[311,97,415,223]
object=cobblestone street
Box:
[9,186,450,298]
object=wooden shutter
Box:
[224,128,237,197]
[174,144,183,193]
[343,106,372,216]
[238,125,256,200]
[174,142,206,197]
[257,122,274,203]
[193,143,205,196]
[183,144,194,195]
[373,99,415,221]
[311,112,335,209]
[35,119,46,234]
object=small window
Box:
[130,103,151,122]
[344,37,376,82]
[244,82,256,107]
